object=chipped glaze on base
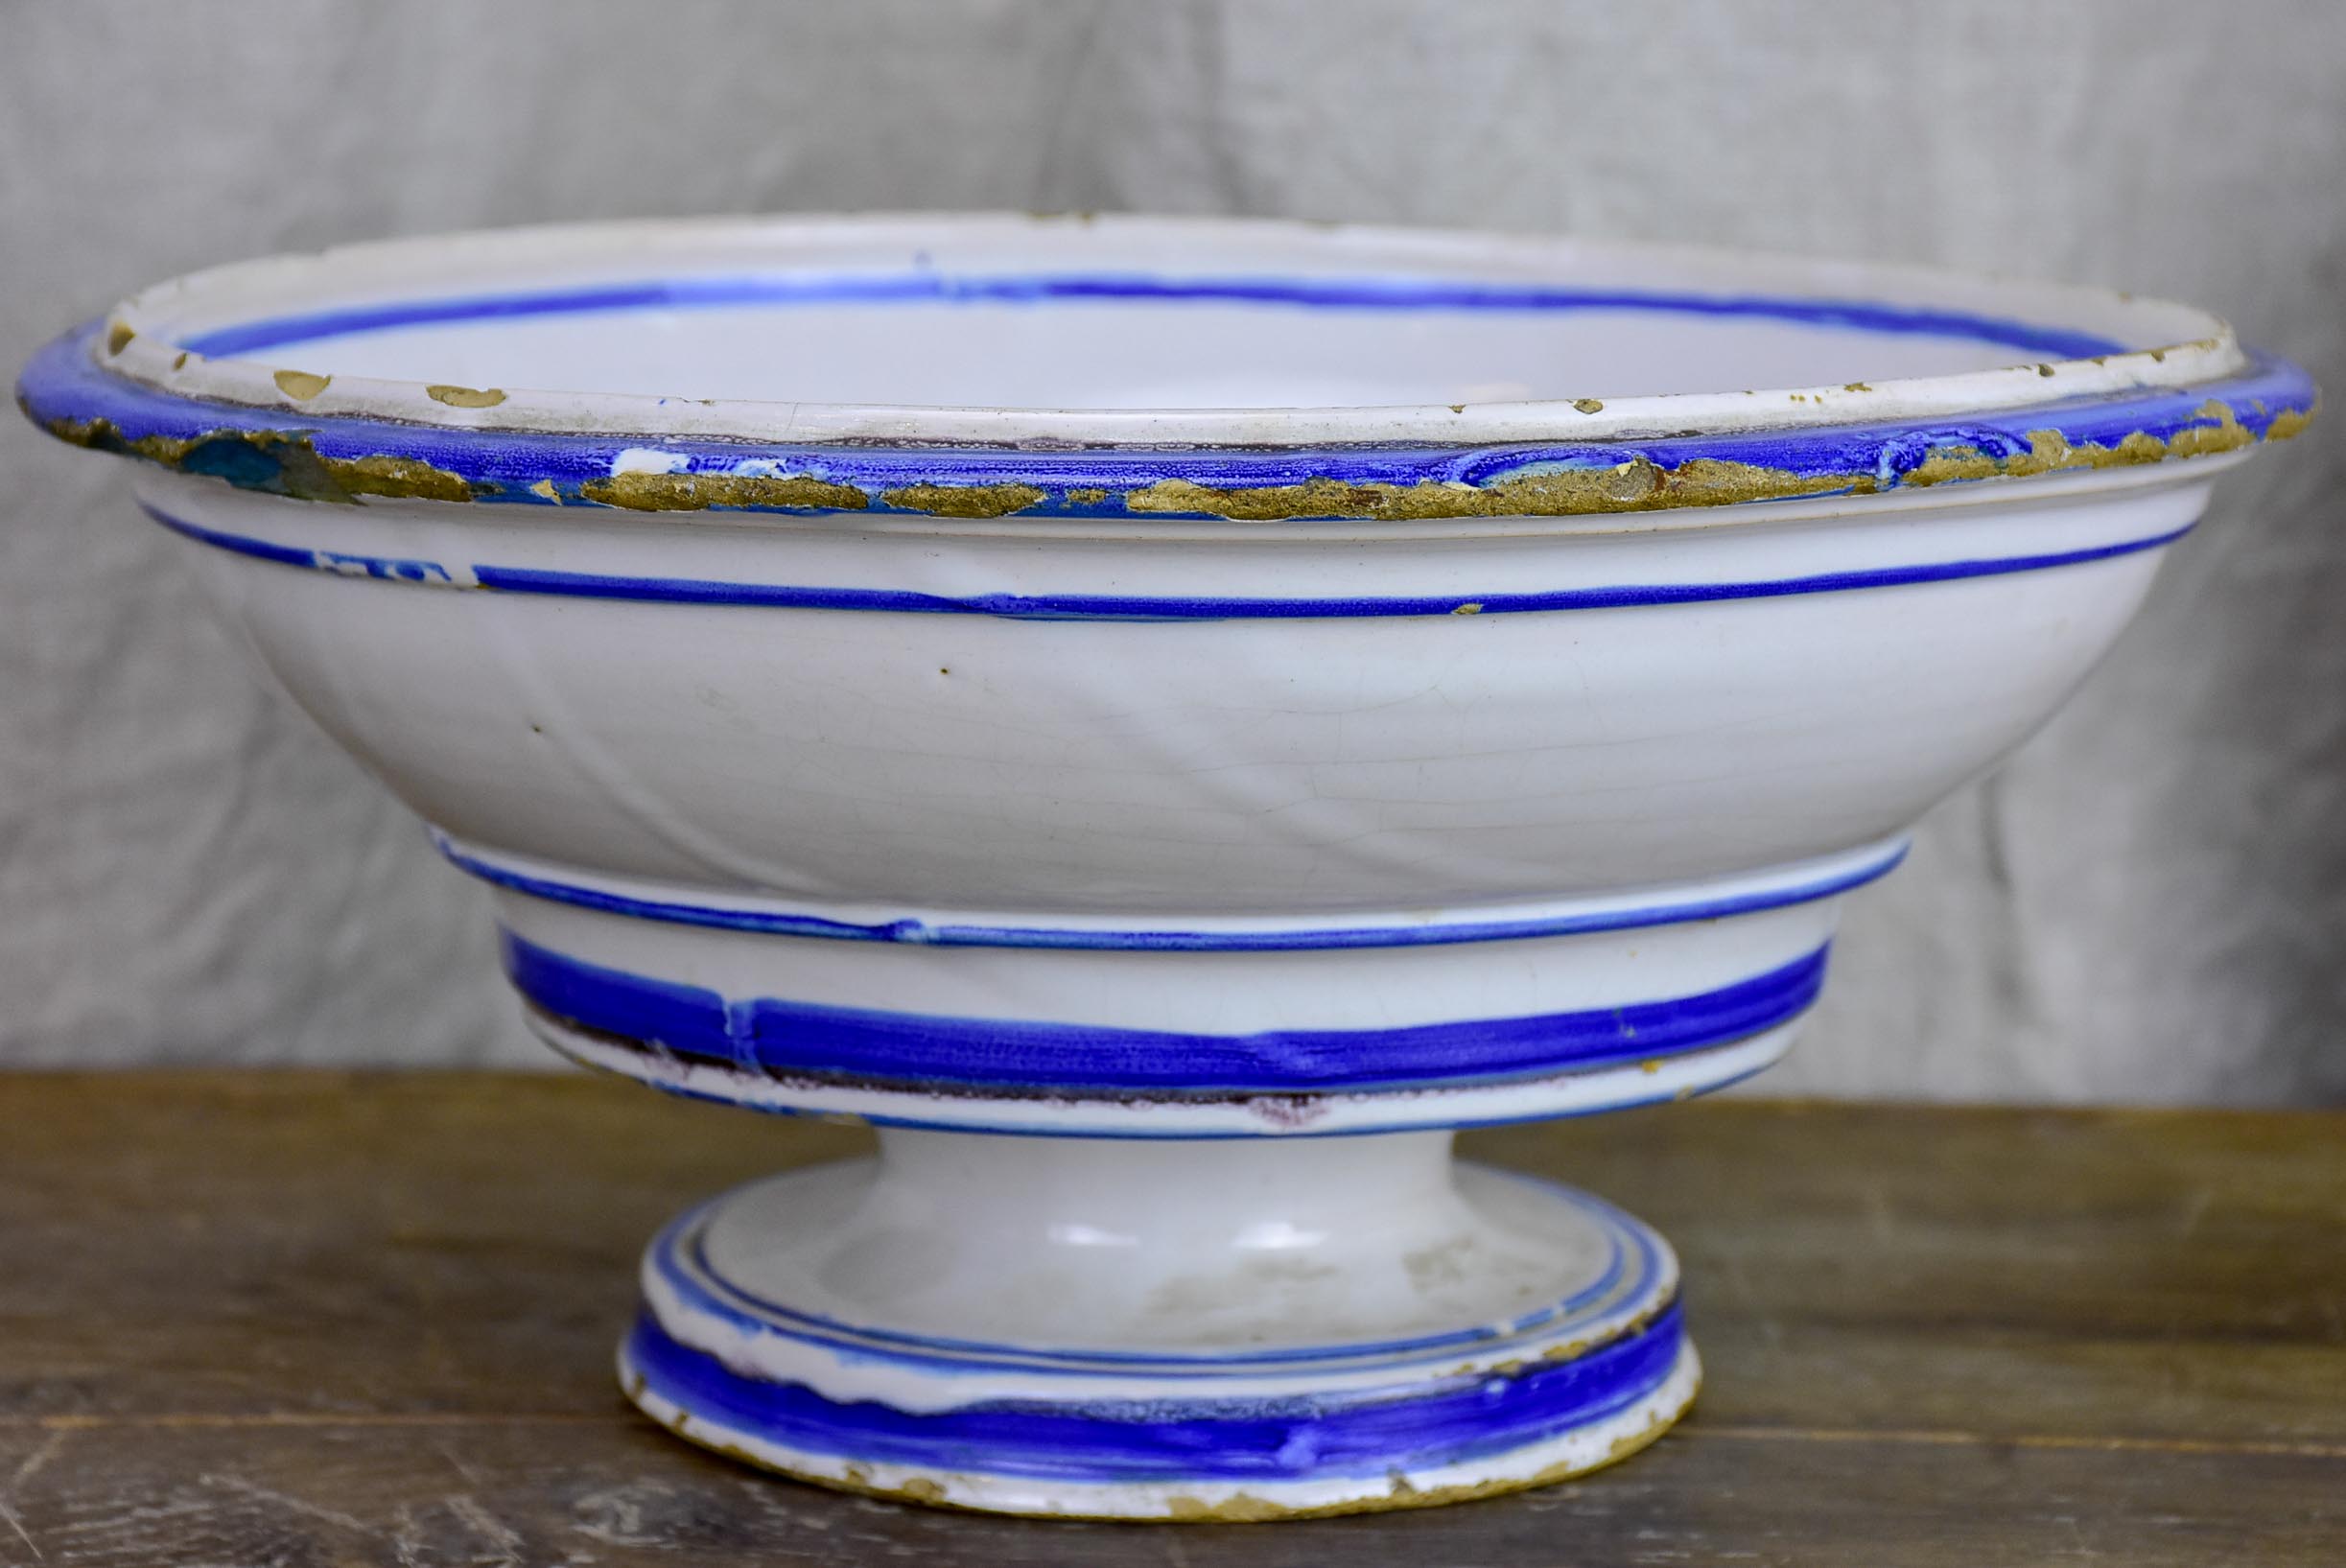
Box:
[622,1339,1701,1522]
[14,215,2315,1519]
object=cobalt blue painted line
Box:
[141,498,2189,625]
[624,1299,1686,1483]
[670,1225,1627,1377]
[439,835,1904,950]
[652,1181,1647,1372]
[140,504,460,583]
[175,270,2127,360]
[451,837,1903,952]
[23,319,2318,519]
[501,933,1827,1094]
[142,509,316,570]
[476,527,2198,614]
[484,524,2195,613]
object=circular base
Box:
[621,1144,1697,1520]
[622,1327,1697,1521]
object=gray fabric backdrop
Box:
[3,0,2340,1101]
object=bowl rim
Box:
[16,212,2317,522]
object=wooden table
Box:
[0,1074,2337,1565]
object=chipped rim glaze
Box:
[15,214,2316,522]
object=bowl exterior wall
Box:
[143,474,2193,913]
[135,469,2204,1131]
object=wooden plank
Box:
[0,1074,864,1420]
[0,1415,2337,1567]
[0,1073,2336,1563]
[1472,1103,2346,1443]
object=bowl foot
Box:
[621,1128,1696,1519]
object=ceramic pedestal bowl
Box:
[20,215,2313,1520]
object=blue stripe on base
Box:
[502,933,1826,1094]
[651,1182,1649,1373]
[624,1299,1687,1485]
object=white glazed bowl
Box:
[21,215,2315,1517]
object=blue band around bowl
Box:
[501,932,1826,1096]
[441,835,1903,950]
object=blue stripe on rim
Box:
[501,933,1828,1094]
[19,318,2317,518]
[651,1177,1653,1373]
[140,499,2193,617]
[445,836,1903,951]
[175,271,2129,361]
[623,1297,1688,1484]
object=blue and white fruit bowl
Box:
[19,214,2314,1519]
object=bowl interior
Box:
[152,218,2210,412]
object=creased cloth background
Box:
[1,0,2340,1100]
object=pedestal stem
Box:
[873,1125,1458,1259]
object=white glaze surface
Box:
[149,471,2194,918]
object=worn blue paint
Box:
[141,504,457,583]
[19,317,2317,518]
[141,499,2193,619]
[571,1031,1785,1138]
[443,836,1901,951]
[175,270,2129,360]
[501,932,1826,1094]
[623,1299,1686,1483]
[648,1182,1651,1374]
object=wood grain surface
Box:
[0,1073,2336,1565]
